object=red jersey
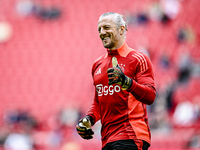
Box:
[86,43,156,148]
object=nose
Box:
[99,28,106,36]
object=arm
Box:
[85,59,102,124]
[76,90,100,140]
[128,54,156,105]
[107,55,156,105]
[127,71,156,105]
[86,90,101,125]
[76,59,102,139]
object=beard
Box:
[101,32,120,49]
[103,40,115,49]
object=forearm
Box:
[128,80,156,105]
[86,108,100,125]
[86,94,101,125]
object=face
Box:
[98,16,123,50]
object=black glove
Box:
[76,117,94,140]
[107,57,132,90]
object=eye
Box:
[98,26,111,33]
[104,26,110,30]
[98,28,101,32]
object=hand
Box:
[76,117,94,140]
[107,57,132,90]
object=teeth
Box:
[103,37,109,40]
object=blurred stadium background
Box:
[0,0,200,150]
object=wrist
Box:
[85,115,95,126]
[121,76,133,90]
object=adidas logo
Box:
[95,68,101,75]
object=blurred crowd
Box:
[0,107,100,150]
[123,0,200,149]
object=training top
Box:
[86,42,156,148]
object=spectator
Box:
[4,132,34,150]
[177,25,196,44]
[0,21,12,43]
[3,110,38,130]
[149,0,180,24]
[173,99,196,126]
[57,107,82,128]
[34,6,62,20]
[160,0,181,20]
[16,0,35,17]
[186,129,200,149]
[177,47,193,84]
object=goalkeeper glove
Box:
[76,117,94,140]
[107,57,132,90]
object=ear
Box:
[119,26,125,35]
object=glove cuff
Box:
[85,115,95,126]
[122,76,133,90]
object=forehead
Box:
[98,16,116,28]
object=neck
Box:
[109,39,125,50]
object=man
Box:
[76,12,156,150]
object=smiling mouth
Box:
[102,37,110,42]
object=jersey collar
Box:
[107,42,132,57]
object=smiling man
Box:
[98,13,125,50]
[76,12,156,150]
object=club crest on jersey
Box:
[118,64,125,72]
[95,68,101,75]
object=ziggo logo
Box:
[96,84,121,96]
